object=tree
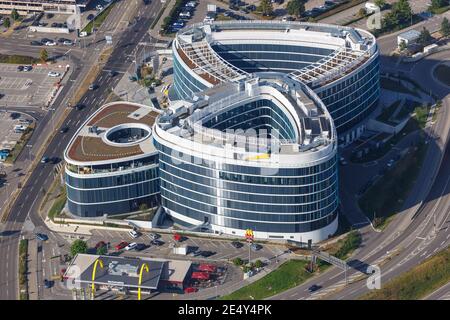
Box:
[382,0,413,30]
[232,257,243,266]
[259,0,273,16]
[11,8,19,21]
[39,49,48,63]
[418,27,432,46]
[70,239,88,257]
[441,17,450,37]
[358,7,367,18]
[286,0,305,17]
[398,40,407,51]
[96,245,107,255]
[430,0,449,11]
[374,0,387,10]
[3,17,10,29]
[254,260,264,269]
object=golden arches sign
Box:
[91,258,104,299]
[138,263,149,301]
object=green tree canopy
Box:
[418,27,432,46]
[70,239,88,257]
[3,17,10,29]
[286,0,305,17]
[11,8,19,21]
[441,17,450,37]
[259,0,274,16]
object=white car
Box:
[48,71,60,77]
[96,4,104,10]
[129,230,140,238]
[179,11,191,18]
[125,242,137,251]
[63,40,73,46]
[44,40,56,46]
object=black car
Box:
[87,14,95,21]
[231,241,243,249]
[60,126,69,133]
[200,251,216,257]
[44,279,53,289]
[135,243,147,251]
[308,284,322,293]
[35,233,48,241]
[151,239,164,246]
[30,40,42,46]
[75,104,85,111]
[17,65,24,71]
[108,70,117,77]
[51,157,61,164]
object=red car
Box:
[95,241,106,249]
[184,287,198,294]
[115,241,128,250]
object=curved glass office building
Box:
[154,75,339,242]
[171,21,379,144]
[63,102,161,217]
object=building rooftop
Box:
[65,254,165,290]
[175,20,377,89]
[64,102,161,165]
[156,74,336,165]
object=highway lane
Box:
[424,281,450,300]
[0,0,162,300]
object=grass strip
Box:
[361,247,450,300]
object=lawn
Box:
[433,64,450,87]
[361,248,450,300]
[18,239,28,300]
[82,3,116,33]
[0,54,39,65]
[358,140,427,227]
[48,187,67,220]
[221,260,313,300]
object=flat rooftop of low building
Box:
[65,102,160,164]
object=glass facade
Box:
[153,134,338,233]
[172,41,380,133]
[65,165,160,217]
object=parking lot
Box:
[87,229,288,264]
[0,110,34,157]
[0,63,67,107]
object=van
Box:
[129,230,140,238]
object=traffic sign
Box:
[245,229,254,242]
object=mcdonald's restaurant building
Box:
[64,254,192,296]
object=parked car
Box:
[87,14,95,21]
[149,233,159,240]
[128,230,140,239]
[30,40,42,46]
[96,4,104,10]
[63,39,73,46]
[199,251,215,257]
[135,243,147,251]
[44,279,53,288]
[17,65,24,72]
[23,65,32,72]
[151,239,164,246]
[114,241,128,250]
[250,243,262,251]
[231,241,243,249]
[43,39,56,46]
[179,11,191,19]
[184,287,198,293]
[125,242,137,251]
[35,233,48,241]
[48,71,60,77]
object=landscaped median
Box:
[360,247,450,300]
[82,2,116,34]
[18,239,28,300]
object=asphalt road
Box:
[0,0,163,300]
